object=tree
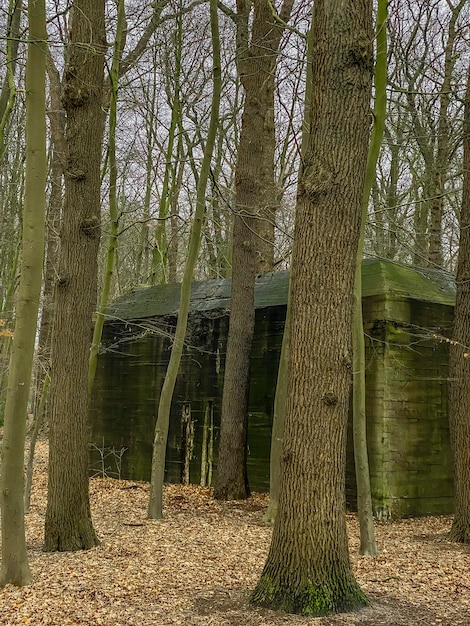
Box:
[0,0,47,585]
[448,61,470,543]
[251,0,372,615]
[375,0,468,269]
[214,0,294,501]
[149,2,183,286]
[426,0,466,266]
[88,0,126,396]
[0,0,24,412]
[0,0,22,162]
[351,0,388,557]
[44,0,106,552]
[264,9,314,522]
[147,0,222,519]
[25,51,67,513]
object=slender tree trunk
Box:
[151,10,183,286]
[147,0,221,520]
[448,62,470,544]
[88,0,126,396]
[135,61,157,285]
[0,2,23,400]
[251,0,372,615]
[0,0,22,162]
[214,0,294,501]
[167,136,184,283]
[427,0,466,267]
[263,296,290,523]
[0,0,47,586]
[33,52,65,418]
[351,0,387,557]
[44,0,106,552]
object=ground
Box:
[0,441,469,625]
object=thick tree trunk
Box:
[0,0,22,161]
[264,14,314,520]
[251,0,372,615]
[448,62,470,544]
[214,0,293,501]
[44,0,106,552]
[0,0,47,586]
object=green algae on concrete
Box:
[90,259,456,517]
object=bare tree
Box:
[251,0,372,614]
[0,0,47,585]
[448,60,470,544]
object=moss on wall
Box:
[356,294,454,519]
[90,259,456,517]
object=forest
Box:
[0,0,469,623]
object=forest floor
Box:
[0,440,469,626]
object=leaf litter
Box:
[0,440,469,625]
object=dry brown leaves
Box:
[0,440,469,626]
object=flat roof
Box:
[105,258,456,323]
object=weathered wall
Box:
[90,306,284,491]
[90,260,456,517]
[361,297,454,519]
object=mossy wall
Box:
[360,297,454,519]
[90,260,455,517]
[90,306,284,491]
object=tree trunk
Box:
[0,0,22,162]
[150,15,183,286]
[352,0,387,557]
[427,0,466,267]
[263,295,290,523]
[33,52,65,419]
[88,0,126,397]
[448,62,470,544]
[251,0,372,615]
[0,0,47,586]
[214,0,293,501]
[44,0,106,552]
[147,0,221,520]
[264,6,313,522]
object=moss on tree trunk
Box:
[252,571,368,616]
[250,0,372,615]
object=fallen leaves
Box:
[0,440,468,625]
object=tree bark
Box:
[251,0,372,614]
[214,0,293,501]
[44,0,106,552]
[448,62,470,544]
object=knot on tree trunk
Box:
[322,392,338,406]
[80,217,100,239]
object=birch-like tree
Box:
[0,0,47,585]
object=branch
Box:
[267,0,305,39]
